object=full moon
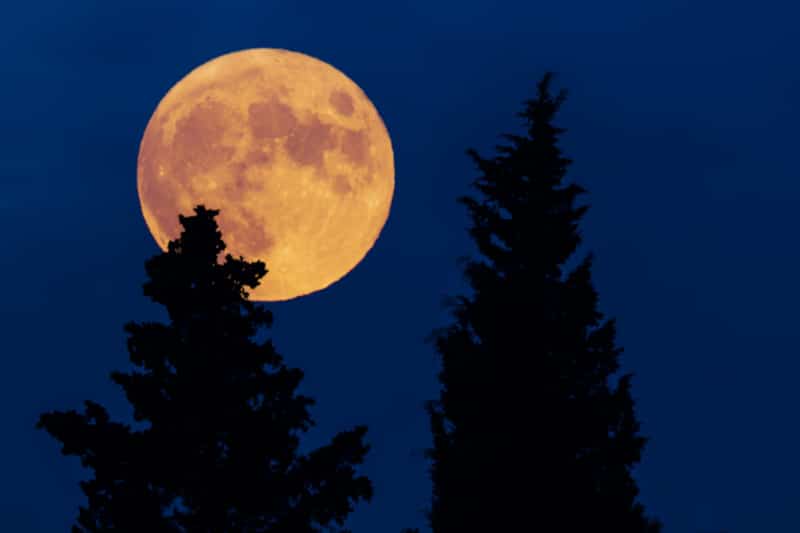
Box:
[137,48,394,301]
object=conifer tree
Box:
[425,74,661,532]
[38,206,372,533]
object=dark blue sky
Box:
[2,1,798,531]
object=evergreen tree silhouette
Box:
[38,206,372,532]
[425,74,661,532]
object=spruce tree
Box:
[38,206,372,532]
[425,74,661,532]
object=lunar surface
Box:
[137,48,394,301]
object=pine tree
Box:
[38,206,372,532]
[425,74,661,532]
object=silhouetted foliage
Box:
[38,206,372,532]
[425,73,661,532]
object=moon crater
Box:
[330,90,355,116]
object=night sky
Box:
[2,1,798,531]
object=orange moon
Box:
[137,48,394,301]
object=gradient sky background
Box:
[2,1,798,531]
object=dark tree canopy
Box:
[38,206,372,533]
[425,73,661,532]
